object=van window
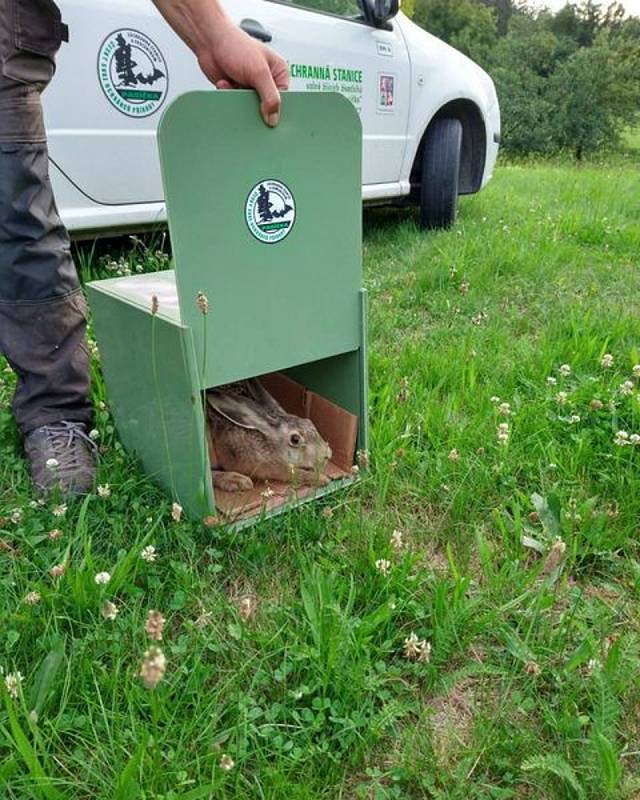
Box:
[268,0,364,21]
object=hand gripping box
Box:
[86,91,368,525]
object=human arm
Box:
[151,0,289,126]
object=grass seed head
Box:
[196,291,209,315]
[139,646,166,689]
[145,610,166,641]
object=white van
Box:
[45,0,500,234]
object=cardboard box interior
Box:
[208,372,358,521]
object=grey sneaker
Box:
[25,421,97,497]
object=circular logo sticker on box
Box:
[98,29,168,118]
[245,180,296,244]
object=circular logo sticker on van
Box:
[98,29,168,118]
[245,180,296,244]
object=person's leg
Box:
[0,0,95,494]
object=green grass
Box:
[2,159,640,799]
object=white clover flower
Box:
[630,433,640,445]
[587,658,602,673]
[559,364,571,377]
[219,754,235,772]
[448,448,460,462]
[89,429,100,441]
[52,504,67,517]
[24,591,41,605]
[10,509,23,524]
[94,571,111,585]
[141,545,157,563]
[171,503,182,522]
[546,376,557,386]
[101,601,119,621]
[569,415,581,424]
[260,486,275,499]
[49,563,66,579]
[633,364,640,378]
[48,528,63,541]
[490,395,501,403]
[351,464,360,476]
[97,484,111,498]
[45,458,59,470]
[498,402,511,416]
[375,558,391,576]
[403,633,431,663]
[390,529,404,552]
[548,463,558,470]
[600,353,614,368]
[614,430,630,446]
[619,380,634,396]
[497,423,510,445]
[556,391,568,406]
[4,671,23,699]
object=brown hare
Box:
[206,379,332,492]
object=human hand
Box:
[198,21,289,127]
[152,0,289,127]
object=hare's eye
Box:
[289,432,302,447]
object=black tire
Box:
[419,117,463,230]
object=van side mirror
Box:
[360,0,399,28]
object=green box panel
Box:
[158,91,363,389]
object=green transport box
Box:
[87,91,368,525]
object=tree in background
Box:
[408,0,640,157]
[413,0,498,63]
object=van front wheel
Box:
[419,118,463,230]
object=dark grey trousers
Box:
[0,0,91,434]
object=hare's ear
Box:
[246,379,287,417]
[207,392,275,436]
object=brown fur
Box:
[206,379,331,492]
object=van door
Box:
[230,0,411,187]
